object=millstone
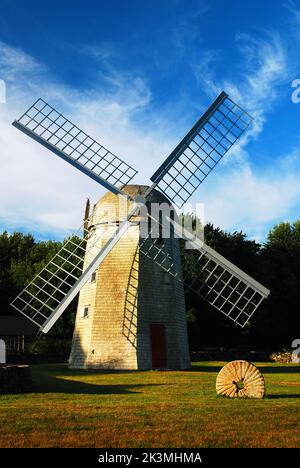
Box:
[216,360,265,398]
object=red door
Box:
[150,324,167,369]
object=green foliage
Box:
[255,220,300,346]
[10,240,61,288]
[0,231,77,338]
[0,219,299,348]
[28,337,71,360]
[0,231,35,313]
[182,220,300,348]
[267,221,300,247]
[186,306,197,322]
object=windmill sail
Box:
[181,239,269,328]
[140,218,270,328]
[13,99,138,195]
[11,213,136,334]
[150,92,252,207]
[144,91,268,326]
[11,228,98,330]
[11,98,141,334]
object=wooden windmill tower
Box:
[11,92,270,370]
[69,185,190,369]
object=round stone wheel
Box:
[216,360,265,398]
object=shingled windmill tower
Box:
[69,185,190,369]
[11,91,270,370]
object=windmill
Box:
[10,91,270,370]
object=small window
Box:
[80,306,89,318]
[90,272,96,283]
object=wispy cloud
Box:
[0,29,299,243]
[0,41,44,79]
[192,32,290,165]
[0,41,176,239]
[194,32,288,123]
[189,29,300,240]
[285,0,300,40]
[169,1,209,56]
[200,146,300,241]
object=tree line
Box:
[0,220,299,348]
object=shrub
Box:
[28,338,71,362]
[270,350,292,363]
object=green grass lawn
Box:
[0,361,299,448]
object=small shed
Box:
[0,315,37,352]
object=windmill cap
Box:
[89,184,174,226]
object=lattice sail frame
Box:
[140,219,269,328]
[10,226,104,329]
[181,242,268,327]
[13,98,138,195]
[11,208,136,334]
[150,92,252,208]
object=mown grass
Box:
[0,361,299,448]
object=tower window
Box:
[80,306,89,318]
[90,272,97,283]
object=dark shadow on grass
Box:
[190,364,222,373]
[257,366,300,374]
[32,372,165,395]
[191,364,300,374]
[266,394,300,399]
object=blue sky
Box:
[0,0,299,242]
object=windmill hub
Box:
[133,194,147,207]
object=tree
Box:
[0,231,35,314]
[1,219,299,349]
[179,218,300,349]
[267,221,300,247]
[255,221,300,346]
[10,240,61,289]
[181,221,262,348]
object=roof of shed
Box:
[0,315,38,336]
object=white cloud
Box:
[0,41,43,79]
[0,35,299,243]
[194,32,288,124]
[198,147,300,241]
[286,0,300,40]
[0,41,176,239]
[189,30,300,240]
